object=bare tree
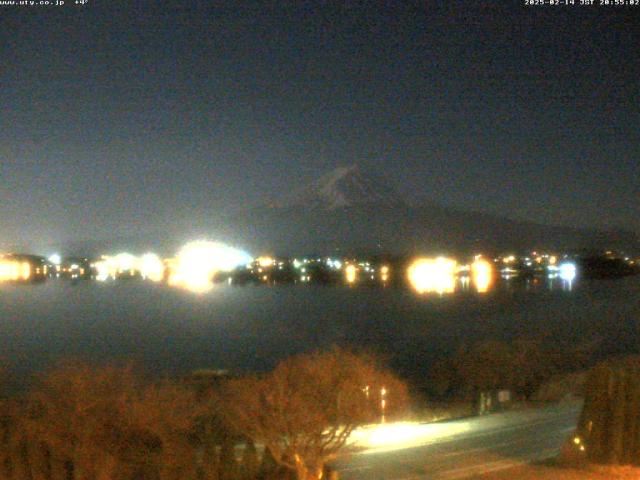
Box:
[23,362,140,479]
[21,361,204,480]
[128,380,205,480]
[220,348,408,480]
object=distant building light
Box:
[471,258,493,294]
[345,264,357,284]
[559,262,577,282]
[256,256,275,268]
[407,257,457,294]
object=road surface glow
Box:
[349,421,471,454]
[336,404,582,479]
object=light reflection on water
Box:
[456,274,576,293]
[0,276,638,387]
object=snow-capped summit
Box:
[275,165,404,210]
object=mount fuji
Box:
[219,166,638,256]
[271,165,404,210]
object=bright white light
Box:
[327,258,343,270]
[48,254,61,265]
[139,253,164,282]
[169,240,251,293]
[407,257,457,294]
[559,262,577,282]
[114,252,136,272]
[94,253,136,280]
[93,257,112,281]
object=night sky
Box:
[1,2,638,252]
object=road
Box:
[335,402,582,480]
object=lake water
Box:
[1,277,639,388]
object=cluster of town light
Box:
[0,258,31,282]
[94,252,165,283]
[92,241,251,293]
[3,242,581,295]
[283,257,383,284]
[342,261,384,285]
[405,255,577,294]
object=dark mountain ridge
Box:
[17,166,638,257]
[223,165,639,256]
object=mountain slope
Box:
[272,165,404,210]
[225,166,639,255]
